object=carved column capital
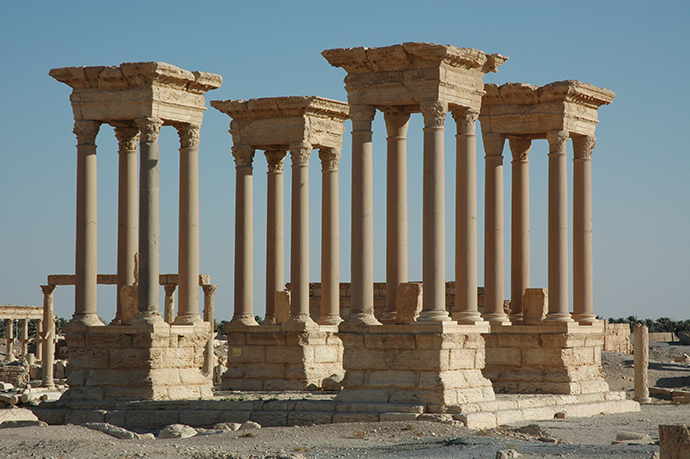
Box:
[232,145,255,167]
[319,148,341,171]
[163,284,177,296]
[73,120,101,145]
[349,105,377,123]
[482,133,505,157]
[573,135,596,159]
[40,284,57,296]
[135,117,164,143]
[546,129,569,154]
[264,149,287,172]
[383,111,410,138]
[202,284,218,296]
[451,108,479,135]
[420,100,448,128]
[175,123,201,149]
[290,141,312,166]
[509,138,532,161]
[114,126,140,151]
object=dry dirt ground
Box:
[1,343,690,459]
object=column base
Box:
[229,314,259,327]
[482,312,511,325]
[378,311,398,324]
[452,311,484,325]
[509,313,523,325]
[417,310,452,322]
[544,312,575,323]
[317,314,343,326]
[340,312,381,331]
[282,314,319,332]
[173,313,204,326]
[71,314,105,327]
[572,313,599,325]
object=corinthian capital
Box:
[420,100,448,128]
[349,105,376,123]
[232,145,255,167]
[451,108,479,135]
[319,148,341,171]
[546,129,569,154]
[572,135,596,159]
[482,133,505,157]
[264,149,287,172]
[290,141,312,166]
[176,123,201,149]
[73,120,101,145]
[509,138,532,161]
[135,117,164,143]
[114,127,140,151]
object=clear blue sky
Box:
[1,1,688,323]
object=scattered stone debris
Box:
[159,423,198,438]
[0,419,47,428]
[239,421,262,431]
[496,449,521,459]
[213,422,241,431]
[611,430,654,445]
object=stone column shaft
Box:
[546,130,573,322]
[419,101,450,321]
[203,284,217,376]
[35,319,43,361]
[5,319,13,362]
[21,319,28,357]
[163,284,177,324]
[634,324,650,403]
[382,112,410,323]
[73,120,102,325]
[483,133,509,324]
[509,138,532,323]
[573,135,597,324]
[176,123,202,324]
[136,117,164,319]
[318,148,342,325]
[232,145,257,326]
[115,126,139,324]
[452,109,482,324]
[346,105,379,326]
[41,285,56,389]
[264,150,287,325]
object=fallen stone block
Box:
[82,422,138,439]
[611,430,653,445]
[158,424,197,439]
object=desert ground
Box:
[1,342,689,459]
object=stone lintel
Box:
[322,42,507,112]
[488,322,604,335]
[50,62,221,125]
[211,96,349,152]
[0,305,44,320]
[480,80,615,137]
[47,273,211,286]
[338,322,490,335]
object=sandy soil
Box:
[1,342,689,458]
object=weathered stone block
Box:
[365,333,417,350]
[393,349,448,371]
[486,348,522,366]
[70,349,110,370]
[86,333,133,349]
[523,347,562,366]
[449,349,478,370]
[246,332,286,347]
[245,363,285,380]
[344,349,390,370]
[64,410,106,425]
[227,345,265,364]
[126,410,180,429]
[332,413,379,423]
[396,282,422,324]
[522,288,547,324]
[85,369,132,387]
[368,370,416,388]
[104,387,155,400]
[179,410,221,427]
[250,411,288,427]
[109,349,150,370]
[266,345,303,364]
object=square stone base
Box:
[483,322,610,395]
[222,324,343,391]
[62,319,212,401]
[337,322,495,409]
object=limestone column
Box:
[545,130,573,322]
[135,117,164,320]
[114,126,139,324]
[73,120,102,325]
[40,284,56,389]
[572,135,597,324]
[175,123,202,324]
[381,111,410,324]
[418,100,450,322]
[231,145,258,326]
[509,137,532,324]
[346,105,380,326]
[318,147,342,325]
[5,319,14,362]
[634,323,650,403]
[263,150,287,325]
[163,284,177,324]
[451,109,482,324]
[202,284,217,375]
[21,319,28,357]
[482,133,509,324]
[285,141,316,328]
[35,319,43,362]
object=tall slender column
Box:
[452,109,482,324]
[73,120,102,325]
[163,284,177,324]
[482,133,509,324]
[572,135,597,324]
[509,137,532,324]
[318,147,342,325]
[382,111,410,324]
[418,100,450,322]
[175,123,202,324]
[546,129,573,322]
[345,105,380,327]
[114,126,139,324]
[231,145,258,326]
[135,117,164,320]
[40,285,56,389]
[35,319,43,362]
[284,141,317,329]
[5,319,14,362]
[263,150,287,325]
[21,319,28,357]
[202,284,217,375]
